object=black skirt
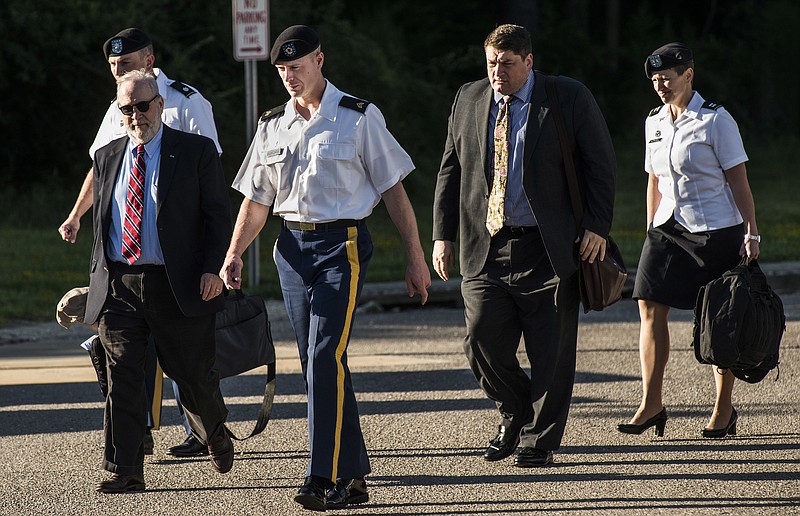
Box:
[632,217,744,309]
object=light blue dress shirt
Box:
[108,127,165,265]
[488,70,537,227]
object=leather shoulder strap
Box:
[545,75,583,229]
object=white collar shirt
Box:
[232,81,415,222]
[89,68,221,159]
[645,91,748,232]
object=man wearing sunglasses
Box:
[86,70,233,493]
[60,27,221,245]
[58,27,221,459]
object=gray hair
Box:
[116,69,159,97]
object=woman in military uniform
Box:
[618,43,760,439]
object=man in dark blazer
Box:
[85,70,234,493]
[432,24,616,468]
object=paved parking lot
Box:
[0,280,798,515]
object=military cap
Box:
[103,28,152,59]
[56,286,98,333]
[645,42,694,78]
[270,25,320,64]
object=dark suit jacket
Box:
[85,126,232,324]
[432,71,616,279]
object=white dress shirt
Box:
[233,81,415,222]
[645,91,748,232]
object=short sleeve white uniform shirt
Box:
[645,91,748,232]
[232,81,415,222]
[88,68,221,159]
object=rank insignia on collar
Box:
[282,42,296,57]
[111,38,123,54]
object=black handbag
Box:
[215,290,276,439]
[692,258,785,383]
[545,75,627,312]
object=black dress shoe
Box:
[484,425,520,461]
[207,430,234,474]
[96,473,145,493]
[168,435,209,457]
[294,476,331,512]
[327,477,369,509]
[617,408,668,437]
[513,447,554,468]
[143,428,154,455]
[702,408,738,438]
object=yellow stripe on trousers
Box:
[331,226,361,481]
[150,360,164,430]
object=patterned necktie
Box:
[121,144,146,264]
[486,95,511,236]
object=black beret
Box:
[103,28,152,59]
[270,25,320,64]
[645,42,694,78]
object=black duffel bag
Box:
[692,258,785,383]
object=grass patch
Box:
[0,137,796,326]
[0,228,92,326]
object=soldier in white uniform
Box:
[618,42,761,440]
[57,28,221,459]
[219,25,430,512]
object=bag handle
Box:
[227,362,276,441]
[545,75,583,234]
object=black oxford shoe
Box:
[96,473,145,493]
[327,477,369,509]
[513,447,554,468]
[294,476,331,512]
[484,425,520,461]
[168,435,210,457]
[208,430,234,474]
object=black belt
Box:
[283,219,360,231]
[112,262,165,272]
[498,225,539,236]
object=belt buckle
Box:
[299,222,316,230]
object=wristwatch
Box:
[745,234,761,243]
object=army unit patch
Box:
[111,38,123,55]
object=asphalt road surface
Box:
[1,285,798,515]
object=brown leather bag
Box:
[545,76,627,313]
[578,236,628,312]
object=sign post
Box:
[232,0,269,288]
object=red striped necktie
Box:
[121,144,146,264]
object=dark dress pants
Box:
[98,264,227,475]
[461,228,580,451]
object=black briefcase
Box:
[215,290,277,439]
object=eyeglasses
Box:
[118,95,160,116]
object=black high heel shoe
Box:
[702,408,738,438]
[617,408,668,437]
